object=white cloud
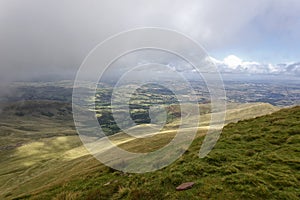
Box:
[223,55,242,69]
[212,55,299,76]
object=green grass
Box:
[1,105,297,199]
[1,101,297,200]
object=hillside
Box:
[0,101,296,199]
[22,105,298,200]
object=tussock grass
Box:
[27,106,298,200]
[1,102,298,199]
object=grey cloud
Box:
[0,0,300,85]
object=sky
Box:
[0,0,300,82]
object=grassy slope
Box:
[0,101,79,199]
[34,106,299,200]
[0,102,290,199]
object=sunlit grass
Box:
[0,101,292,199]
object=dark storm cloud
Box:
[0,0,300,84]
